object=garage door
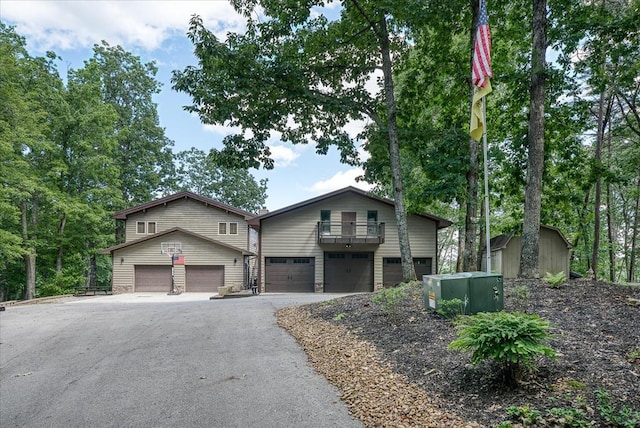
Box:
[383,257,433,287]
[265,257,315,292]
[135,265,172,292]
[324,252,373,293]
[186,265,224,292]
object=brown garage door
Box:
[135,265,172,292]
[383,257,433,287]
[324,252,373,293]
[186,265,224,292]
[265,257,315,292]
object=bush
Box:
[544,271,566,288]
[436,298,465,319]
[449,311,556,385]
[373,286,406,318]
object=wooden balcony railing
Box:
[317,222,385,245]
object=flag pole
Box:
[482,96,491,273]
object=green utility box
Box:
[423,272,504,315]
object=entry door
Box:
[342,212,356,236]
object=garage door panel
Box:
[135,265,172,292]
[265,257,314,292]
[383,257,432,287]
[186,266,224,293]
[324,252,373,293]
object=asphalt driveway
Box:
[0,293,361,428]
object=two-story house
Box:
[101,192,256,294]
[250,187,452,293]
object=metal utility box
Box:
[423,272,503,315]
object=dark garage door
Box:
[186,265,224,292]
[135,265,172,292]
[265,257,315,292]
[383,257,433,287]
[324,252,373,293]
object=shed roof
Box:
[113,191,255,220]
[489,225,572,251]
[248,186,452,229]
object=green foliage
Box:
[499,404,592,427]
[373,286,406,318]
[436,298,465,319]
[449,311,556,385]
[544,271,567,288]
[596,389,640,427]
[506,404,542,426]
[546,407,591,427]
[627,349,640,363]
[509,284,532,312]
[333,313,346,321]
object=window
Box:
[367,210,378,235]
[218,222,239,235]
[320,210,331,235]
[137,221,156,235]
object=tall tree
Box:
[519,0,547,278]
[171,147,267,213]
[172,1,441,281]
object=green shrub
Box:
[436,298,465,319]
[544,271,566,288]
[596,389,640,427]
[546,407,592,427]
[448,311,556,385]
[373,286,406,318]
[506,404,542,425]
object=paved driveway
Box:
[0,293,361,428]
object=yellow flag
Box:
[469,79,492,141]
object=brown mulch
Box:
[277,279,640,427]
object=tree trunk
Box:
[605,124,616,282]
[519,0,547,279]
[21,199,37,300]
[56,214,67,273]
[379,16,415,282]
[591,90,607,280]
[630,174,640,282]
[457,221,465,272]
[85,253,97,288]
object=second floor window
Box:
[219,222,238,235]
[137,221,157,234]
[320,210,331,235]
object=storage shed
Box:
[482,225,572,279]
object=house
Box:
[249,187,452,293]
[482,225,572,279]
[102,192,256,294]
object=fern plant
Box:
[544,271,566,288]
[449,311,556,385]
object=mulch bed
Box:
[277,279,640,427]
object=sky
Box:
[1,0,374,211]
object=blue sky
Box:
[2,0,374,211]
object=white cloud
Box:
[269,145,301,167]
[2,1,245,52]
[307,168,373,194]
[202,123,241,135]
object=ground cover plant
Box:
[279,279,640,427]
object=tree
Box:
[171,148,267,213]
[173,1,439,281]
[519,0,547,279]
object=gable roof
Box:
[248,186,452,229]
[113,191,255,220]
[489,225,572,251]
[101,227,255,256]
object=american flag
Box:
[472,0,493,88]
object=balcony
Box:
[317,222,385,245]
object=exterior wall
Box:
[539,227,570,278]
[502,236,522,279]
[124,198,248,248]
[259,193,439,291]
[112,230,245,293]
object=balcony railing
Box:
[317,222,385,245]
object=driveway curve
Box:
[0,293,361,428]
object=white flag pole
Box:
[482,96,492,273]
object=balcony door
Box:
[341,212,356,236]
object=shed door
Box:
[383,257,433,287]
[186,266,224,292]
[324,252,373,292]
[265,257,315,292]
[135,265,171,292]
